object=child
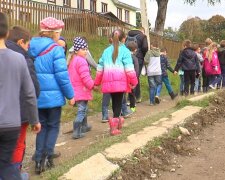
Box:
[193,44,204,94]
[159,48,178,99]
[218,40,225,87]
[6,26,40,179]
[68,37,95,139]
[29,17,75,174]
[203,42,221,89]
[0,12,40,180]
[95,29,138,136]
[174,40,200,96]
[126,41,139,112]
[144,41,162,105]
[57,36,67,56]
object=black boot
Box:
[35,161,42,174]
[72,121,85,139]
[169,91,178,100]
[81,116,92,133]
[46,155,54,169]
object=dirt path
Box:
[24,96,178,177]
[158,122,225,180]
[112,91,225,180]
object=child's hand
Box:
[174,71,177,75]
[69,97,75,106]
[130,85,135,89]
[32,123,41,134]
[93,85,99,91]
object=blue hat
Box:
[73,37,88,52]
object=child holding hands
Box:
[68,37,96,139]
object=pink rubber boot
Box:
[118,117,124,130]
[109,118,121,136]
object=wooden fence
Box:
[0,0,183,59]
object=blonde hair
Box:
[205,38,212,46]
[39,31,57,39]
[206,42,217,62]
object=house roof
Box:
[112,0,140,11]
[99,12,120,20]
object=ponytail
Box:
[112,32,119,63]
[111,29,125,63]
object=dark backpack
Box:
[125,34,140,54]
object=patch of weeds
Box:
[175,99,191,109]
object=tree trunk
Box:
[154,0,169,36]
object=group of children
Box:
[1,12,223,180]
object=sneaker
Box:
[122,110,133,118]
[126,102,130,106]
[130,107,136,112]
[101,119,109,123]
[150,103,154,106]
[136,98,142,103]
[209,84,216,90]
[155,96,160,104]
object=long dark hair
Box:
[112,29,125,63]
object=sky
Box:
[119,0,225,30]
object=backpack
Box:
[125,34,140,49]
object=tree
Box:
[178,17,206,42]
[154,0,221,36]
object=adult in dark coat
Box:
[127,27,148,102]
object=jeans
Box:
[75,101,88,124]
[209,75,222,87]
[0,129,21,180]
[162,76,173,94]
[35,107,61,161]
[220,65,225,87]
[102,94,111,120]
[194,77,200,92]
[135,60,144,100]
[179,75,184,92]
[148,75,162,104]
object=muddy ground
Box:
[112,91,225,180]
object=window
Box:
[63,0,71,7]
[19,11,31,22]
[77,0,84,9]
[125,10,130,23]
[117,8,122,20]
[47,0,56,3]
[101,3,107,12]
[90,0,97,12]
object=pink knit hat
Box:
[40,17,64,32]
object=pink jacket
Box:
[68,55,94,101]
[95,44,138,93]
[203,51,221,75]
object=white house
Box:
[32,0,139,26]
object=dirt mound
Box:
[111,91,225,180]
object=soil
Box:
[24,96,177,178]
[111,91,225,180]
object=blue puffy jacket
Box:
[29,37,74,108]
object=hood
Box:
[5,40,27,57]
[182,47,196,59]
[150,48,160,57]
[128,30,143,37]
[29,37,55,58]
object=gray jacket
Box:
[0,49,38,131]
